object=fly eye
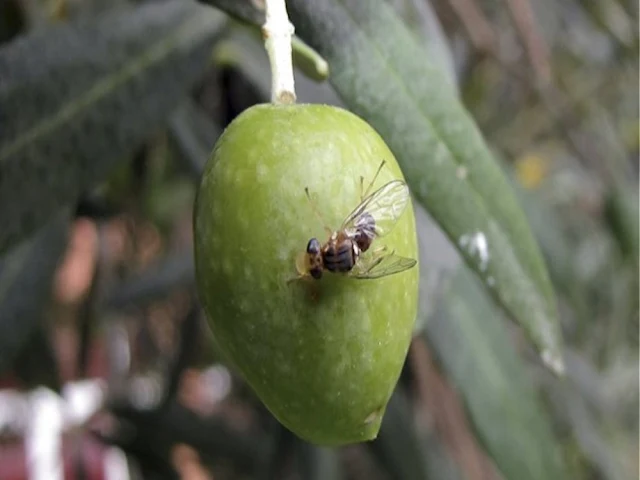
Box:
[306,238,320,254]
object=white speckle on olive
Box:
[364,410,380,425]
[238,214,250,230]
[277,248,289,262]
[257,163,268,181]
[243,265,253,281]
[222,258,233,276]
[239,298,250,313]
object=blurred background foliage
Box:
[0,0,637,479]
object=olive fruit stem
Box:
[262,0,297,104]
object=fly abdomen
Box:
[355,212,376,252]
[323,240,356,273]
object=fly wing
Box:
[349,249,417,279]
[341,180,410,239]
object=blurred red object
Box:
[54,219,99,306]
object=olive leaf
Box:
[367,388,431,480]
[0,210,70,375]
[197,0,263,25]
[168,99,222,179]
[0,0,226,253]
[286,0,565,375]
[412,200,460,335]
[388,0,458,89]
[291,439,344,480]
[104,249,195,311]
[541,375,627,480]
[109,400,269,475]
[605,179,639,264]
[12,325,62,392]
[201,0,331,82]
[426,268,568,480]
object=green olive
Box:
[193,103,419,446]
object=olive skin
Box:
[193,103,419,446]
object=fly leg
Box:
[286,273,307,284]
[286,250,314,285]
[352,244,390,276]
[365,245,390,271]
[371,244,389,255]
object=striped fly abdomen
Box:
[354,212,376,252]
[322,239,357,273]
[296,163,414,281]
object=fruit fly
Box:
[294,161,417,281]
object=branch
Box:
[446,0,496,54]
[504,0,551,85]
[262,0,296,103]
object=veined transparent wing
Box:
[341,180,410,239]
[349,248,417,279]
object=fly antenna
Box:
[304,187,333,236]
[361,160,386,200]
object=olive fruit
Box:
[193,103,419,445]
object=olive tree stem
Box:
[262,0,296,104]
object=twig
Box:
[158,300,202,410]
[409,338,499,480]
[76,226,104,378]
[504,0,551,85]
[262,0,296,103]
[490,52,609,177]
[446,0,496,54]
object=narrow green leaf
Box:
[200,0,330,82]
[168,99,222,178]
[605,181,640,264]
[258,420,295,480]
[367,388,430,480]
[287,0,564,374]
[213,30,272,99]
[213,28,341,106]
[417,420,466,480]
[0,0,226,253]
[104,249,195,311]
[389,0,458,89]
[507,169,575,291]
[413,200,460,334]
[0,210,70,374]
[541,368,629,480]
[12,325,62,392]
[291,36,330,82]
[292,440,344,480]
[198,0,263,25]
[426,268,568,480]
